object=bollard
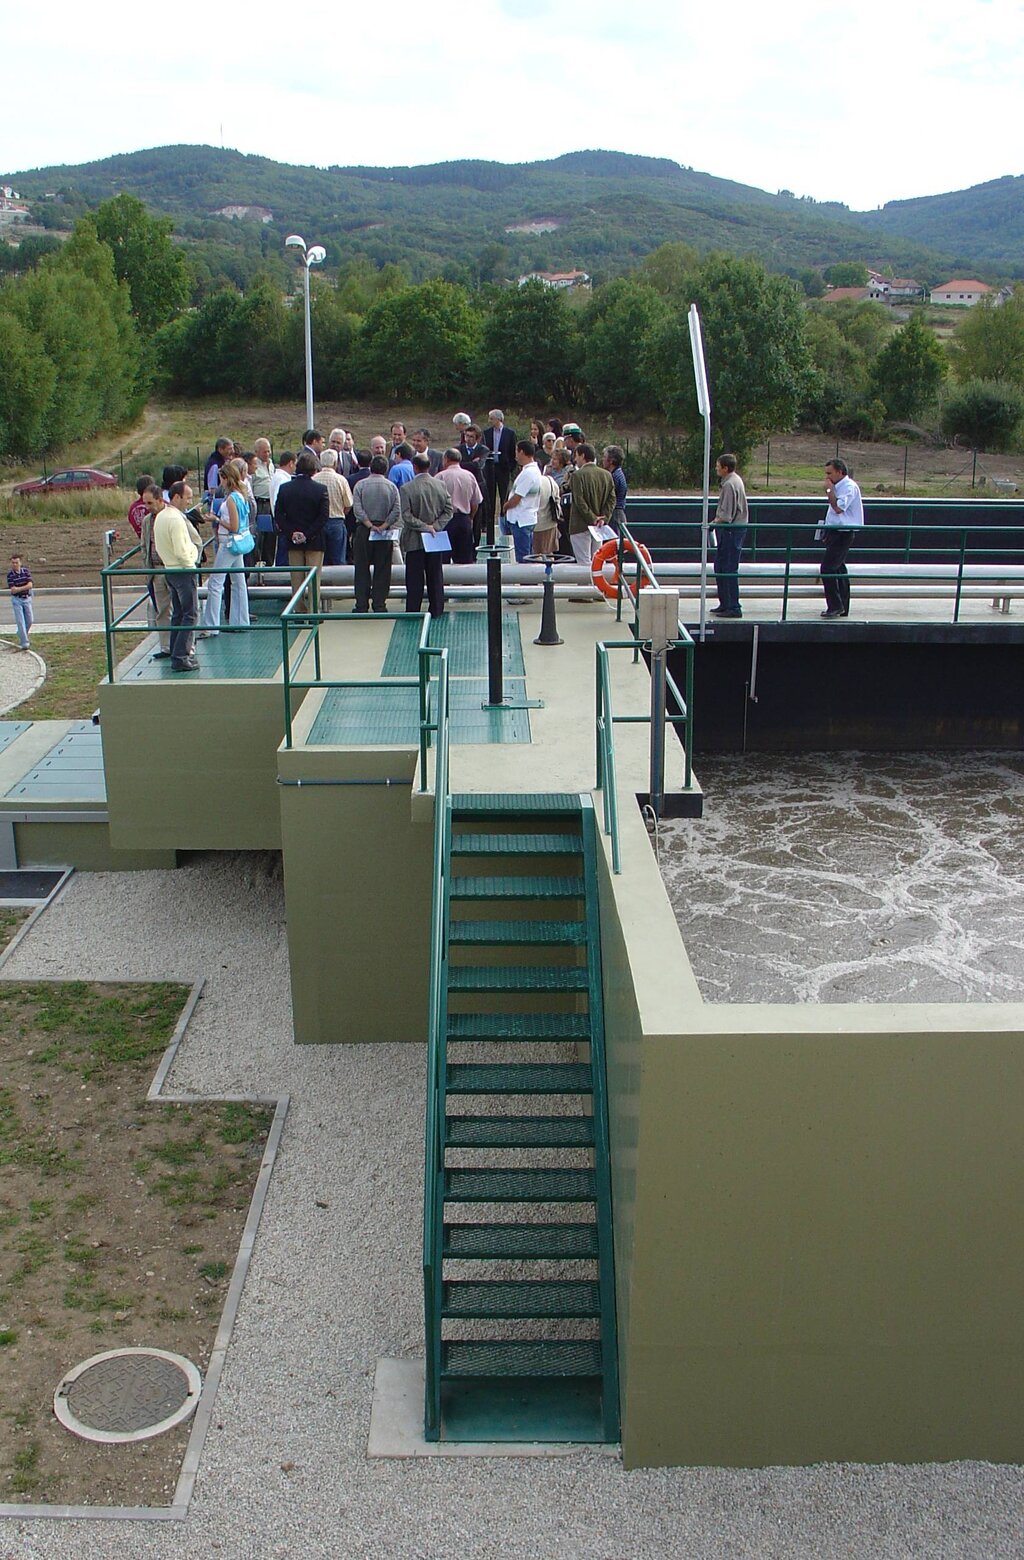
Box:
[534,558,563,646]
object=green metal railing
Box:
[595,523,696,872]
[420,649,452,1441]
[100,539,291,683]
[612,519,1024,626]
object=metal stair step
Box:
[448,1012,591,1041]
[444,1166,596,1202]
[448,965,588,993]
[441,1338,602,1378]
[447,1062,592,1095]
[451,833,581,856]
[452,793,582,815]
[443,1222,600,1260]
[445,1114,594,1148]
[442,1279,600,1319]
[449,875,584,901]
[448,919,587,946]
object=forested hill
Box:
[855,175,1024,271]
[6,144,1019,281]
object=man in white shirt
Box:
[270,452,296,570]
[819,459,864,618]
[252,437,276,565]
[502,440,542,562]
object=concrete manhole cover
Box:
[54,1348,202,1444]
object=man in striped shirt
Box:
[7,555,33,650]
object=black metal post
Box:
[534,560,563,646]
[971,448,978,490]
[486,553,502,705]
[903,444,908,493]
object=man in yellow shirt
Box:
[148,481,202,672]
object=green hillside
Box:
[6,145,959,284]
[856,175,1024,274]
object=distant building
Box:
[505,219,561,235]
[930,279,991,306]
[517,268,591,291]
[212,204,273,224]
[886,277,924,299]
[0,186,28,224]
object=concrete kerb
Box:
[0,639,46,714]
[0,867,74,973]
[0,969,290,1525]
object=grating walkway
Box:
[121,624,292,683]
[0,720,30,754]
[5,721,106,801]
[308,679,531,746]
[382,611,526,678]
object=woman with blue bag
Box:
[201,459,253,635]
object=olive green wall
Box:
[596,799,1024,1469]
[12,820,176,872]
[100,679,295,852]
[279,740,433,1045]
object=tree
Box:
[940,380,1024,451]
[475,280,582,405]
[870,314,946,421]
[580,278,668,410]
[353,280,479,400]
[92,193,191,333]
[823,261,869,288]
[0,311,56,457]
[637,242,699,301]
[949,288,1024,386]
[642,253,812,462]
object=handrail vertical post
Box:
[953,528,967,624]
[684,638,694,789]
[101,565,115,684]
[781,535,792,623]
[313,570,322,682]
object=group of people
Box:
[711,455,864,619]
[124,411,630,669]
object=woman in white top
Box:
[201,459,251,634]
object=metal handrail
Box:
[420,647,451,1440]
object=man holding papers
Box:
[400,453,453,617]
[352,455,402,614]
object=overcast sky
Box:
[2,0,1021,211]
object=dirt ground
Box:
[2,400,1021,586]
[0,981,272,1509]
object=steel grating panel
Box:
[6,723,107,801]
[441,1338,602,1377]
[445,1115,595,1148]
[382,610,526,678]
[0,721,30,754]
[443,1279,601,1318]
[308,680,531,746]
[122,628,290,682]
[443,1222,599,1259]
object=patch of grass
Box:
[12,634,133,720]
[9,1440,43,1496]
[0,907,28,950]
[0,1329,17,1346]
[19,982,189,1080]
[181,1243,204,1255]
[152,1132,209,1167]
[198,1260,227,1282]
[217,1103,267,1145]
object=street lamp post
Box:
[285,235,326,431]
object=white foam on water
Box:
[658,752,1024,1004]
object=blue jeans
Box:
[11,592,32,648]
[324,519,348,567]
[713,525,746,612]
[502,518,536,562]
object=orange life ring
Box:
[591,537,653,600]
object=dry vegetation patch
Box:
[0,981,272,1508]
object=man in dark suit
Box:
[411,429,444,476]
[480,409,517,545]
[460,425,490,545]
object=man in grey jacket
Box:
[400,454,453,617]
[352,456,401,613]
[711,452,749,618]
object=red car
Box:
[13,468,118,496]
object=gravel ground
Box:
[0,637,45,713]
[1,854,1021,1560]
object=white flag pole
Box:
[687,304,712,643]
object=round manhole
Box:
[54,1348,202,1444]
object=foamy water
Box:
[656,752,1024,1004]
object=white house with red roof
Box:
[930,279,991,306]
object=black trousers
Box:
[448,510,476,564]
[478,465,512,543]
[353,526,393,613]
[820,528,854,614]
[404,549,445,617]
[256,528,277,567]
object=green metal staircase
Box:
[424,791,619,1443]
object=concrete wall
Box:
[596,792,1024,1468]
[278,710,434,1045]
[100,677,294,852]
[13,820,175,872]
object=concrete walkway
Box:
[0,857,1021,1559]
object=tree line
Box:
[3,196,1024,467]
